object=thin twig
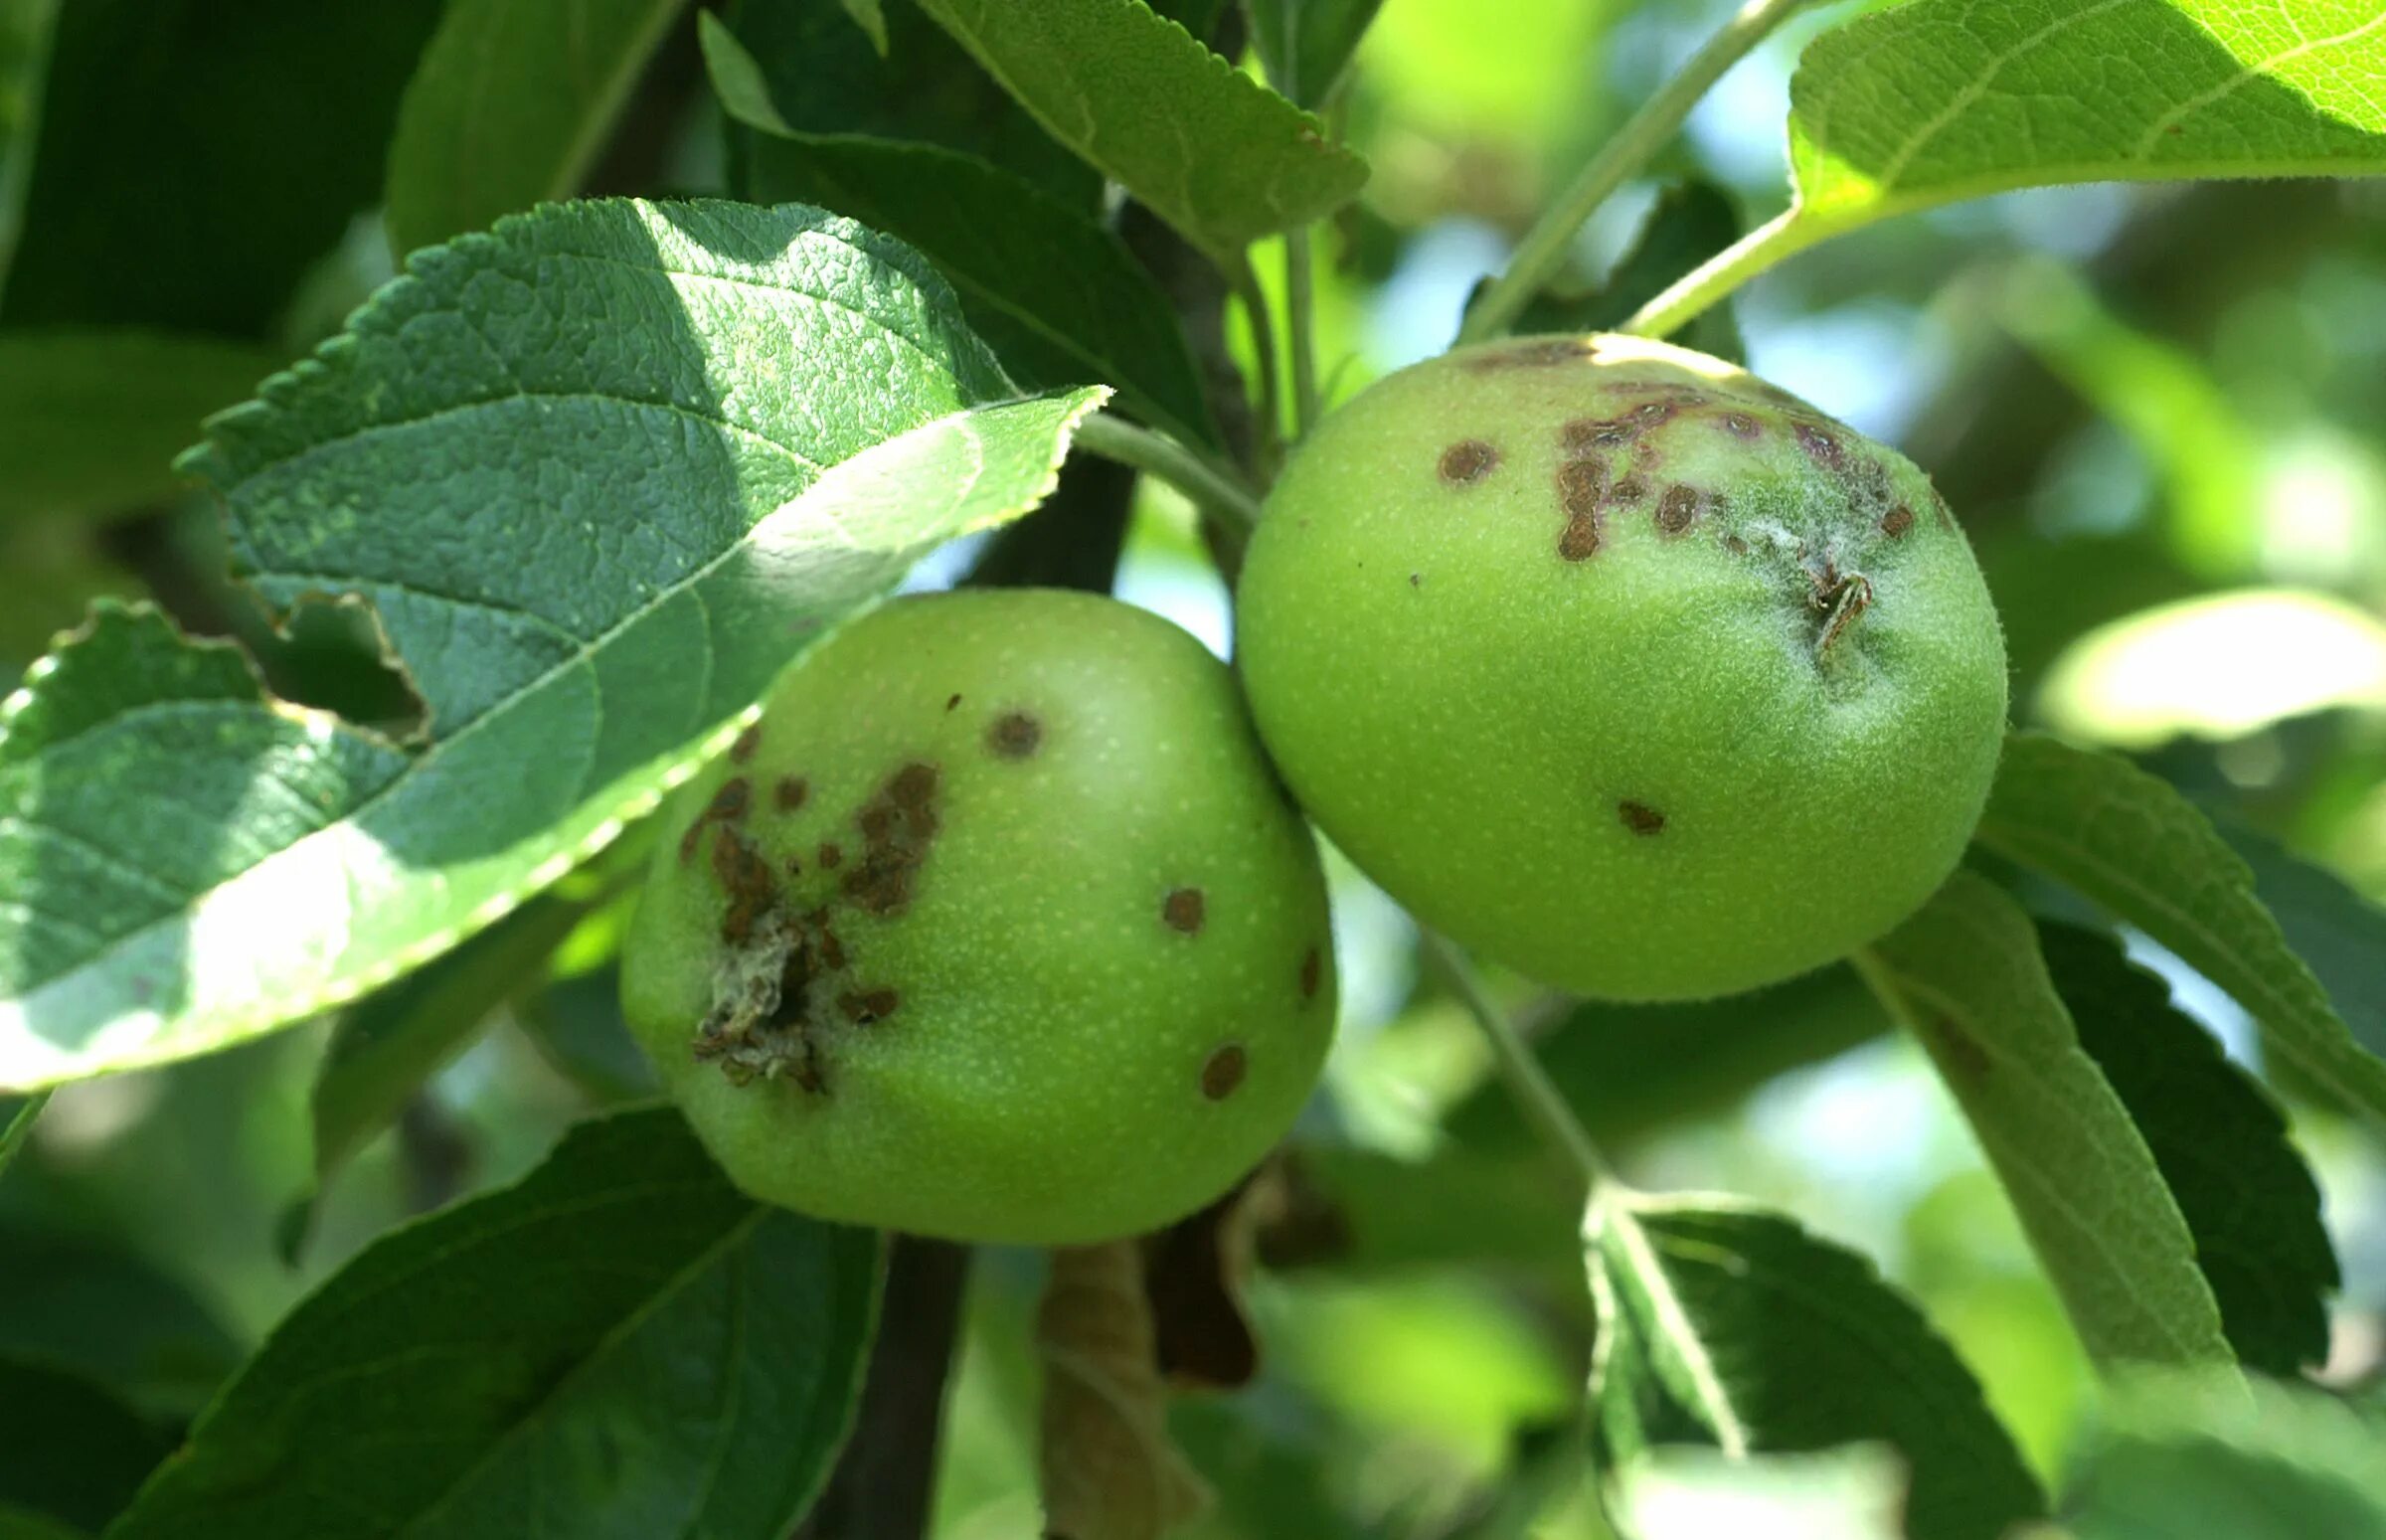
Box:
[1458,0,1821,344]
[1422,932,1614,1193]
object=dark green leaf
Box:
[2066,1372,2386,1540]
[721,0,1098,208]
[0,333,285,522]
[108,1107,884,1540]
[2038,921,2336,1376]
[0,200,1108,1092]
[2221,820,2386,1067]
[2,0,442,336]
[0,1357,171,1534]
[1246,0,1385,105]
[1510,181,1746,363]
[1860,870,2233,1371]
[1443,964,1888,1156]
[709,13,1218,447]
[386,0,692,257]
[1589,1195,2045,1540]
[912,0,1368,261]
[0,1220,244,1417]
[1256,1143,1577,1281]
[1975,732,2386,1126]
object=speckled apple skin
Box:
[1235,334,2007,1001]
[621,589,1336,1245]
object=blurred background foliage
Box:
[2,0,2382,1534]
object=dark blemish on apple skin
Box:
[945,693,961,712]
[1563,418,1634,453]
[1881,504,1916,539]
[1606,475,1648,506]
[711,827,777,944]
[1163,888,1207,935]
[1629,401,1677,429]
[1299,946,1322,1001]
[988,711,1042,759]
[818,843,843,869]
[1720,412,1763,439]
[1655,485,1701,537]
[1618,800,1666,836]
[1558,457,1604,514]
[774,775,808,811]
[1439,439,1499,485]
[731,724,763,764]
[837,987,900,1024]
[842,762,941,916]
[1463,338,1588,371]
[1793,423,1844,470]
[1202,1044,1248,1100]
[1410,573,1422,588]
[1559,510,1602,562]
[680,775,755,863]
[1723,534,1751,556]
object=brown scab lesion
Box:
[836,986,900,1025]
[944,693,962,712]
[1654,484,1702,537]
[1438,439,1499,485]
[987,711,1042,760]
[679,774,756,863]
[730,723,763,764]
[1556,458,1606,562]
[1606,475,1648,506]
[1163,887,1207,935]
[1792,422,1845,470]
[1881,504,1916,539]
[1201,1044,1248,1101]
[1719,411,1763,440]
[817,842,843,870]
[841,762,940,916]
[774,775,809,811]
[1462,337,1590,372]
[1298,946,1323,1002]
[709,825,778,945]
[1618,800,1666,836]
[1562,417,1635,453]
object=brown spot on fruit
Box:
[944,693,961,712]
[1655,485,1701,537]
[710,827,778,944]
[1562,417,1634,453]
[1163,887,1206,935]
[1438,439,1499,485]
[837,986,901,1024]
[1618,800,1666,836]
[842,762,942,916]
[1720,411,1762,439]
[709,777,752,823]
[1629,401,1676,429]
[1607,475,1647,506]
[1793,422,1844,469]
[730,724,762,764]
[1881,504,1916,539]
[1558,457,1604,516]
[1723,533,1751,556]
[1299,946,1322,1001]
[774,775,808,811]
[1463,338,1587,371]
[818,843,843,869]
[1201,1044,1248,1100]
[1559,510,1603,562]
[988,711,1042,760]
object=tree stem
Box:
[1457,0,1820,344]
[1073,412,1263,529]
[1423,932,1614,1194]
[1618,208,1826,339]
[1285,225,1321,439]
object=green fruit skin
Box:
[621,589,1337,1246]
[1236,335,2008,1001]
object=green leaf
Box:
[1613,1445,1907,1540]
[0,1507,87,1540]
[910,0,1368,260]
[1973,732,2386,1126]
[1788,0,2386,252]
[0,1092,43,1177]
[386,0,691,257]
[1858,869,2234,1373]
[0,1357,171,1535]
[0,199,1108,1093]
[0,333,287,521]
[2,0,443,336]
[1510,181,1748,365]
[107,1107,884,1540]
[2221,820,2386,1068]
[719,0,1099,208]
[0,1220,246,1417]
[2037,922,2337,1377]
[1444,963,1889,1157]
[834,0,889,52]
[2066,1372,2386,1539]
[1588,1194,2046,1540]
[1258,1143,1577,1281]
[1246,0,1387,105]
[708,12,1219,447]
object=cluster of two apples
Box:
[621,337,2009,1245]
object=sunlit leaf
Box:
[108,1107,884,1540]
[910,0,1368,261]
[0,199,1108,1093]
[1859,869,2234,1371]
[385,0,691,257]
[1974,732,2386,1126]
[1589,1194,2046,1540]
[1613,1445,1907,1540]
[707,11,1219,446]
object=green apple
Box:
[622,589,1336,1244]
[1235,334,2007,1000]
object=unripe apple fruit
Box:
[622,589,1336,1244]
[1235,334,2007,1001]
